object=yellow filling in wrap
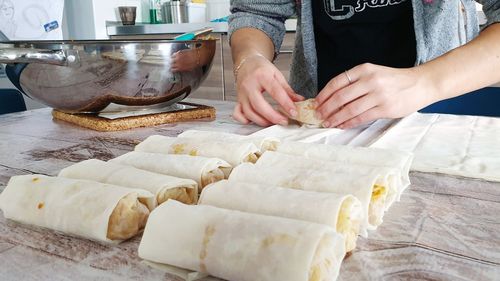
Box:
[261,140,280,154]
[336,197,362,252]
[368,184,388,226]
[107,193,150,240]
[157,187,197,205]
[244,153,259,163]
[200,168,226,189]
[291,99,324,126]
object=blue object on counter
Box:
[0,88,26,115]
[210,16,228,23]
[173,27,213,41]
[173,33,197,41]
[420,87,500,117]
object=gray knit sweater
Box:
[229,0,500,98]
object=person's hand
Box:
[171,49,199,72]
[315,63,437,129]
[233,55,304,127]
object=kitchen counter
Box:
[0,99,499,280]
[106,8,487,37]
[106,19,298,37]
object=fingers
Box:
[241,101,273,127]
[290,93,305,102]
[171,51,181,62]
[235,90,273,127]
[338,106,384,129]
[171,50,198,72]
[263,75,298,117]
[323,93,379,128]
[316,70,355,106]
[316,63,376,107]
[247,89,289,126]
[171,53,178,71]
[276,73,304,102]
[171,54,182,72]
[316,82,369,120]
[236,74,290,126]
[234,58,305,126]
[235,83,292,127]
[232,103,250,125]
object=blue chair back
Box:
[0,88,27,115]
[420,87,500,117]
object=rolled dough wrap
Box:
[135,135,260,166]
[0,175,154,243]
[276,141,413,197]
[139,200,346,281]
[257,151,401,210]
[108,192,150,240]
[199,180,363,252]
[59,159,198,206]
[229,163,387,235]
[110,152,231,190]
[178,130,280,154]
[285,99,324,126]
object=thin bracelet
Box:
[233,53,267,82]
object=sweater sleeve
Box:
[228,0,296,56]
[476,0,500,28]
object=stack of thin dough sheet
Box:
[135,135,261,166]
[59,159,199,205]
[370,113,500,181]
[110,151,231,190]
[0,175,155,243]
[139,200,346,281]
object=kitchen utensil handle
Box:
[173,27,214,41]
[0,48,75,66]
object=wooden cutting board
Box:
[52,102,216,132]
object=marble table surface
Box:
[0,99,499,281]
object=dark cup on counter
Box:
[118,6,137,26]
